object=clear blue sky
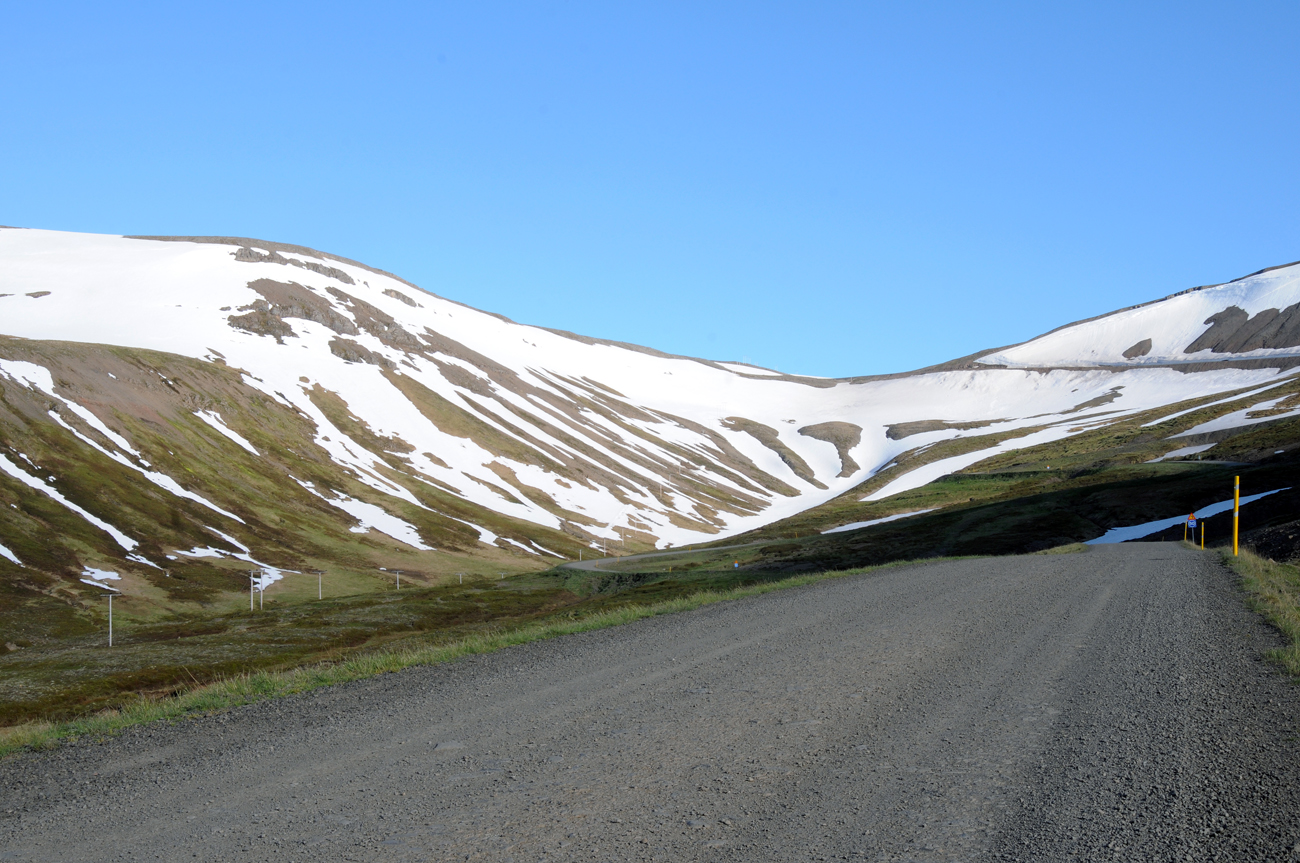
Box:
[4,2,1299,377]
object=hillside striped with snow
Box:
[1,228,1298,557]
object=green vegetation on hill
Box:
[5,334,1300,729]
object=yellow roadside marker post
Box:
[1233,476,1240,556]
[1201,519,1205,549]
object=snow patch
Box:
[822,509,938,534]
[47,411,245,523]
[195,410,259,455]
[499,537,539,555]
[863,427,1078,502]
[1173,398,1300,438]
[1086,488,1288,544]
[80,567,121,590]
[295,479,432,550]
[0,453,137,550]
[1145,444,1215,463]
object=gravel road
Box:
[4,543,1300,862]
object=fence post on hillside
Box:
[1233,476,1240,556]
[103,592,116,647]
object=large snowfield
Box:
[2,228,1298,552]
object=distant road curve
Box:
[3,544,1299,861]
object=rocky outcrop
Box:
[1186,304,1300,354]
[227,279,360,342]
[328,337,394,368]
[233,246,355,285]
[383,288,421,307]
[1123,338,1152,358]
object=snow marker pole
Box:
[1233,476,1240,556]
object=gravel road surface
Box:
[3,543,1300,861]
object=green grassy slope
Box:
[0,338,595,649]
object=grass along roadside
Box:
[0,557,956,759]
[1225,548,1300,676]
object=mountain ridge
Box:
[2,228,1300,611]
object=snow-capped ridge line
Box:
[2,228,1299,553]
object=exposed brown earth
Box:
[797,421,863,477]
[884,418,996,440]
[721,417,827,489]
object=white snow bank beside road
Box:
[1085,488,1288,544]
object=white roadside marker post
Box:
[318,570,322,600]
[104,592,116,647]
[249,572,255,611]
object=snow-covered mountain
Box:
[2,228,1299,581]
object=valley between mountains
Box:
[4,228,1300,723]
